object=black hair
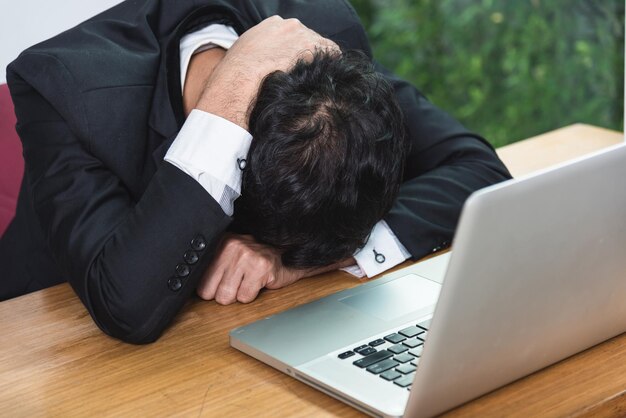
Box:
[233,50,407,268]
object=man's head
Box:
[233,50,407,268]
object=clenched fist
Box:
[197,234,353,304]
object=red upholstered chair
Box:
[0,83,24,237]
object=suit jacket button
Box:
[168,277,182,291]
[191,235,206,251]
[176,263,190,277]
[184,250,199,265]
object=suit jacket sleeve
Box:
[376,62,513,259]
[7,55,231,344]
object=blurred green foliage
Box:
[351,0,624,147]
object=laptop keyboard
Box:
[336,318,431,390]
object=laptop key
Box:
[380,370,402,381]
[394,373,415,388]
[396,364,416,374]
[411,358,420,367]
[369,338,385,347]
[409,346,424,357]
[384,333,406,344]
[417,319,431,330]
[338,351,355,359]
[358,347,377,356]
[367,359,399,374]
[388,344,409,354]
[353,345,369,354]
[398,325,422,338]
[417,331,429,341]
[394,353,415,364]
[403,338,422,348]
[353,350,393,368]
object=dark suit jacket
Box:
[1,0,511,343]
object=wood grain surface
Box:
[0,124,623,417]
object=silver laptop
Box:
[230,143,626,417]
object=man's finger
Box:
[196,255,225,300]
[237,272,270,303]
[215,267,245,305]
[196,264,225,300]
[318,36,340,51]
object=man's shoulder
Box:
[10,7,162,94]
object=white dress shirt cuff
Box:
[164,109,252,216]
[342,220,411,278]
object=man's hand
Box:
[195,15,340,130]
[196,234,308,304]
[197,234,354,305]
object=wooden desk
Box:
[0,124,624,417]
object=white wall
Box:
[0,0,123,84]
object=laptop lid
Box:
[407,143,626,417]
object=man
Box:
[0,0,511,344]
